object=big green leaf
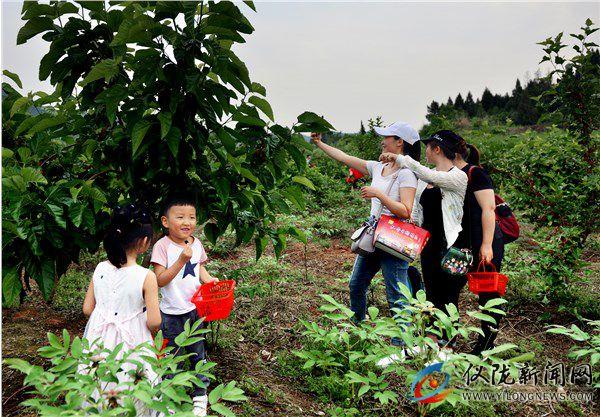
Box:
[21,167,47,185]
[296,111,335,131]
[248,96,274,121]
[157,112,172,139]
[28,115,67,135]
[79,59,120,87]
[36,260,56,300]
[3,70,23,88]
[164,126,181,158]
[131,119,152,158]
[77,1,104,13]
[292,175,315,190]
[2,267,22,307]
[17,17,55,45]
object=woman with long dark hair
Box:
[380,130,468,345]
[453,139,505,354]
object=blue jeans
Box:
[349,249,412,345]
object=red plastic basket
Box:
[191,280,236,322]
[467,261,508,296]
[157,338,169,359]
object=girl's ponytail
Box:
[103,204,153,268]
[104,226,128,268]
[457,137,481,166]
[403,140,422,161]
[465,143,480,166]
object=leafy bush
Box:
[489,129,598,299]
[294,289,529,416]
[547,319,600,387]
[303,163,351,211]
[498,128,598,232]
[4,320,247,416]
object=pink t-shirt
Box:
[151,235,208,315]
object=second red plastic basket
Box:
[467,261,508,296]
[191,280,236,322]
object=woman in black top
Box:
[454,139,505,354]
[420,183,468,316]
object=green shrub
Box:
[546,319,600,387]
[294,290,529,416]
[4,322,247,416]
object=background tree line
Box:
[425,49,599,126]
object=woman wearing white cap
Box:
[311,122,419,345]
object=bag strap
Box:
[374,164,399,220]
[462,165,477,250]
[467,165,477,182]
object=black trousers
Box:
[420,240,467,344]
[471,227,505,350]
[420,226,505,347]
[161,309,210,397]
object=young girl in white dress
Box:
[82,204,161,415]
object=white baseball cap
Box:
[374,122,420,145]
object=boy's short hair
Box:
[162,194,196,217]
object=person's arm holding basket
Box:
[475,188,497,263]
[199,265,219,284]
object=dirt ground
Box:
[2,237,598,417]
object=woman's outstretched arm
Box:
[380,153,467,192]
[311,133,369,175]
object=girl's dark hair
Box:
[104,204,153,268]
[456,140,481,166]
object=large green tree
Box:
[2,1,333,306]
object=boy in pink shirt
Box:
[150,196,218,417]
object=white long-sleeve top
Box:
[395,154,468,248]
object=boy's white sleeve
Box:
[150,240,168,267]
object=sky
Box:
[2,1,598,132]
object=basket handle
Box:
[476,260,496,272]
